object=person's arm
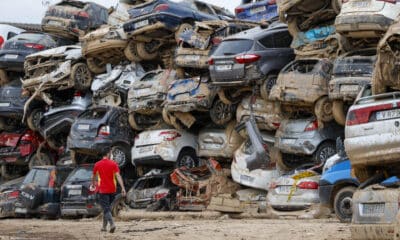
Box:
[115,172,126,197]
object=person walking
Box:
[91,150,126,233]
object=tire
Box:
[0,69,9,86]
[128,112,143,131]
[313,141,336,165]
[314,96,333,123]
[174,23,193,42]
[87,57,106,74]
[71,63,92,90]
[27,108,44,131]
[332,100,346,126]
[218,89,240,105]
[334,186,356,223]
[260,75,277,101]
[111,145,130,168]
[136,41,159,60]
[19,184,43,210]
[29,152,52,169]
[111,194,127,217]
[210,99,235,126]
[176,148,198,169]
[124,41,142,62]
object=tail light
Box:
[21,132,34,142]
[272,122,281,128]
[159,131,181,141]
[304,120,318,132]
[49,169,56,188]
[154,4,169,12]
[98,125,110,136]
[208,58,214,65]
[24,43,45,51]
[75,11,89,18]
[346,103,395,126]
[0,36,4,49]
[8,190,19,199]
[235,7,244,15]
[377,0,396,3]
[154,189,169,200]
[74,91,83,97]
[297,181,319,189]
[235,54,261,64]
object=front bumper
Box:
[61,202,101,217]
[335,14,393,37]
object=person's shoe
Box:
[109,225,116,233]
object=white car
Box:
[335,0,400,38]
[132,128,198,173]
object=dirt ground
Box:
[0,211,351,240]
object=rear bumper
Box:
[129,96,165,114]
[231,161,279,190]
[0,57,25,72]
[15,202,60,217]
[0,199,17,218]
[132,155,174,167]
[275,131,321,156]
[329,77,371,101]
[164,99,210,112]
[236,109,280,131]
[267,191,320,211]
[335,14,393,36]
[174,49,210,69]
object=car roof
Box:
[223,22,287,41]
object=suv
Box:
[14,165,74,219]
[335,0,400,39]
[235,0,278,22]
[67,106,134,168]
[208,23,294,102]
[269,58,334,124]
[329,49,376,125]
[42,0,109,40]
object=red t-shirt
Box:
[93,158,120,194]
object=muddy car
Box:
[235,0,278,22]
[209,23,294,102]
[42,0,109,40]
[274,118,343,171]
[91,63,144,108]
[335,0,400,39]
[163,76,235,128]
[126,171,175,209]
[22,45,93,102]
[127,69,176,130]
[198,121,244,160]
[0,80,28,131]
[123,0,234,63]
[269,58,334,124]
[0,177,23,218]
[67,106,134,168]
[175,20,258,75]
[372,19,400,94]
[329,49,376,125]
[236,95,282,132]
[38,91,92,150]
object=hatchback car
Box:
[60,164,102,218]
[42,0,109,40]
[67,106,134,168]
[274,118,343,171]
[209,23,294,102]
[14,165,74,219]
[235,0,278,22]
[132,128,198,175]
[335,0,400,38]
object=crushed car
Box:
[42,0,109,40]
[235,0,278,22]
[0,177,24,218]
[127,69,176,130]
[269,58,334,124]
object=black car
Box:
[0,177,24,218]
[0,80,27,131]
[67,106,134,168]
[14,165,74,219]
[60,164,101,218]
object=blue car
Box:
[319,155,359,223]
[235,0,278,22]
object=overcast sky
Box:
[0,0,241,24]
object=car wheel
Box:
[124,41,142,62]
[174,23,193,42]
[128,112,143,131]
[332,100,347,126]
[29,152,52,169]
[111,145,130,168]
[72,63,92,90]
[314,96,333,123]
[87,57,106,74]
[27,108,44,131]
[260,75,277,101]
[210,99,235,126]
[136,41,159,60]
[313,141,336,164]
[334,186,356,223]
[218,89,241,105]
[176,148,198,169]
[372,70,386,95]
[0,69,9,86]
[111,194,128,217]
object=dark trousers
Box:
[99,193,116,226]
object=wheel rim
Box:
[317,146,335,162]
[179,155,195,168]
[339,196,353,216]
[214,101,232,123]
[112,148,126,167]
[75,65,91,86]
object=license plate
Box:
[250,6,266,14]
[281,138,296,145]
[135,19,149,29]
[278,185,292,194]
[4,54,18,59]
[78,124,90,130]
[68,189,82,196]
[48,20,63,26]
[184,55,200,62]
[352,1,369,8]
[340,85,359,92]
[215,65,232,71]
[139,145,153,153]
[0,102,10,107]
[240,175,254,183]
[15,207,27,214]
[376,109,400,121]
[361,203,385,216]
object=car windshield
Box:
[79,108,107,120]
[66,167,92,182]
[23,169,50,188]
[213,39,253,56]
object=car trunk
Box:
[135,129,169,147]
[71,109,109,140]
[279,119,311,135]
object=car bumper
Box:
[329,77,371,101]
[198,145,235,159]
[67,137,113,155]
[132,155,174,167]
[164,99,210,112]
[0,107,24,119]
[231,161,279,190]
[275,131,322,155]
[61,202,101,217]
[267,191,320,211]
[15,202,60,217]
[335,14,394,36]
[269,85,324,107]
[210,65,263,86]
[123,13,182,37]
[0,199,17,218]
[350,224,398,240]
